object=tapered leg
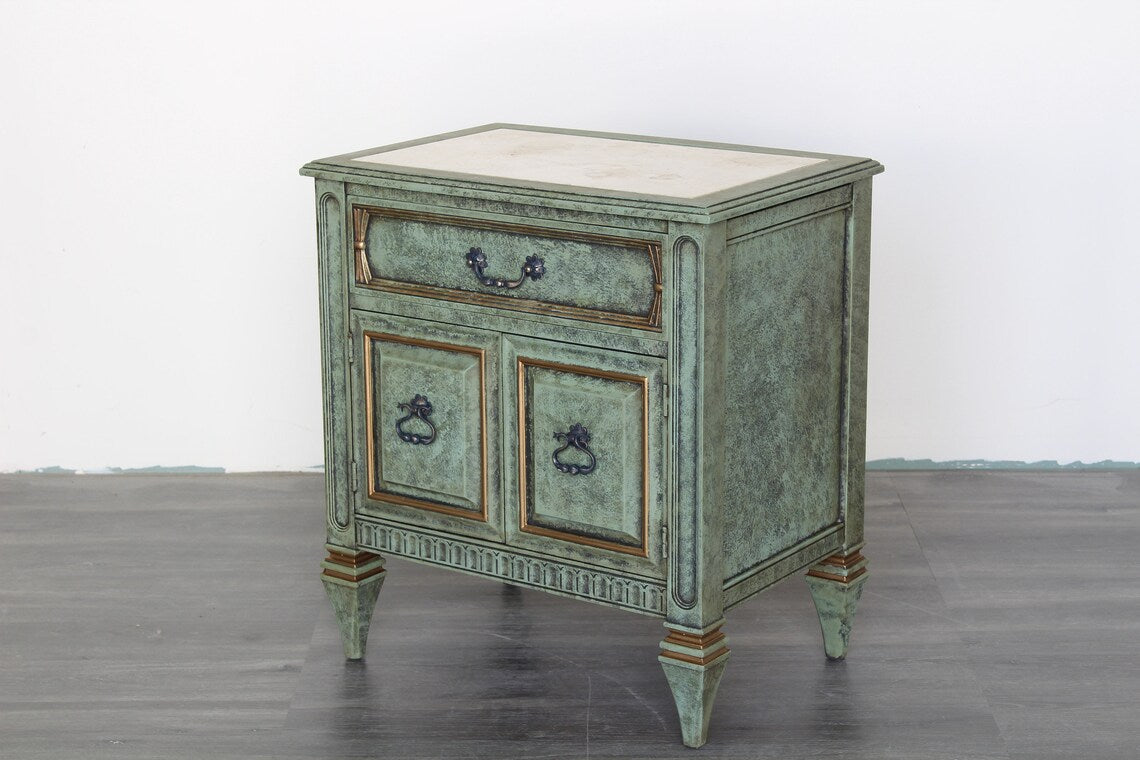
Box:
[320,545,386,660]
[805,549,868,660]
[658,622,730,748]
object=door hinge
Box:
[662,383,670,418]
[661,524,669,559]
[350,460,358,493]
[347,332,354,364]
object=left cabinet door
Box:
[349,311,503,543]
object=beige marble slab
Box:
[354,128,825,200]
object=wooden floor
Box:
[1,471,1137,759]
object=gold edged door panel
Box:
[503,334,667,579]
[349,311,503,543]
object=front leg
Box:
[320,545,386,660]
[805,549,868,660]
[658,621,730,748]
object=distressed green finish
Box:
[369,334,482,511]
[525,366,644,544]
[722,207,847,576]
[666,222,729,636]
[805,550,870,660]
[321,575,384,660]
[360,210,659,321]
[503,334,666,578]
[844,179,875,551]
[659,651,730,747]
[348,311,504,544]
[302,124,883,748]
[320,550,386,660]
[314,179,355,548]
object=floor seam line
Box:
[890,473,1015,760]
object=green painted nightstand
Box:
[301,125,883,748]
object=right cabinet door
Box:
[504,335,667,579]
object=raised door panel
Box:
[504,335,665,579]
[350,312,502,542]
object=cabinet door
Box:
[350,312,502,542]
[504,335,666,578]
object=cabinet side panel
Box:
[722,209,848,580]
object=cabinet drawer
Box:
[351,205,663,331]
[350,312,503,542]
[504,335,666,578]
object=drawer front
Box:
[351,205,663,331]
[350,312,502,542]
[504,335,666,578]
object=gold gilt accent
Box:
[324,548,382,568]
[516,356,650,557]
[660,625,730,666]
[352,205,664,331]
[321,548,385,583]
[806,550,868,584]
[351,207,374,284]
[362,331,489,522]
[647,243,664,327]
[818,551,866,569]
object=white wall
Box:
[2,0,1137,471]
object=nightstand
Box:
[301,125,882,748]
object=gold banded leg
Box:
[320,545,386,660]
[805,549,869,660]
[658,621,731,748]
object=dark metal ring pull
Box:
[552,423,596,475]
[395,394,436,445]
[465,247,545,289]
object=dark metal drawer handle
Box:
[552,423,596,475]
[395,394,436,445]
[465,247,545,289]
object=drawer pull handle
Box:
[552,423,596,475]
[395,394,437,445]
[465,247,545,289]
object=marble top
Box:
[353,128,826,200]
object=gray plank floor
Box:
[1,472,1137,759]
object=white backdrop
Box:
[2,1,1137,471]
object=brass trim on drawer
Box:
[362,331,489,521]
[352,206,664,331]
[516,357,650,557]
